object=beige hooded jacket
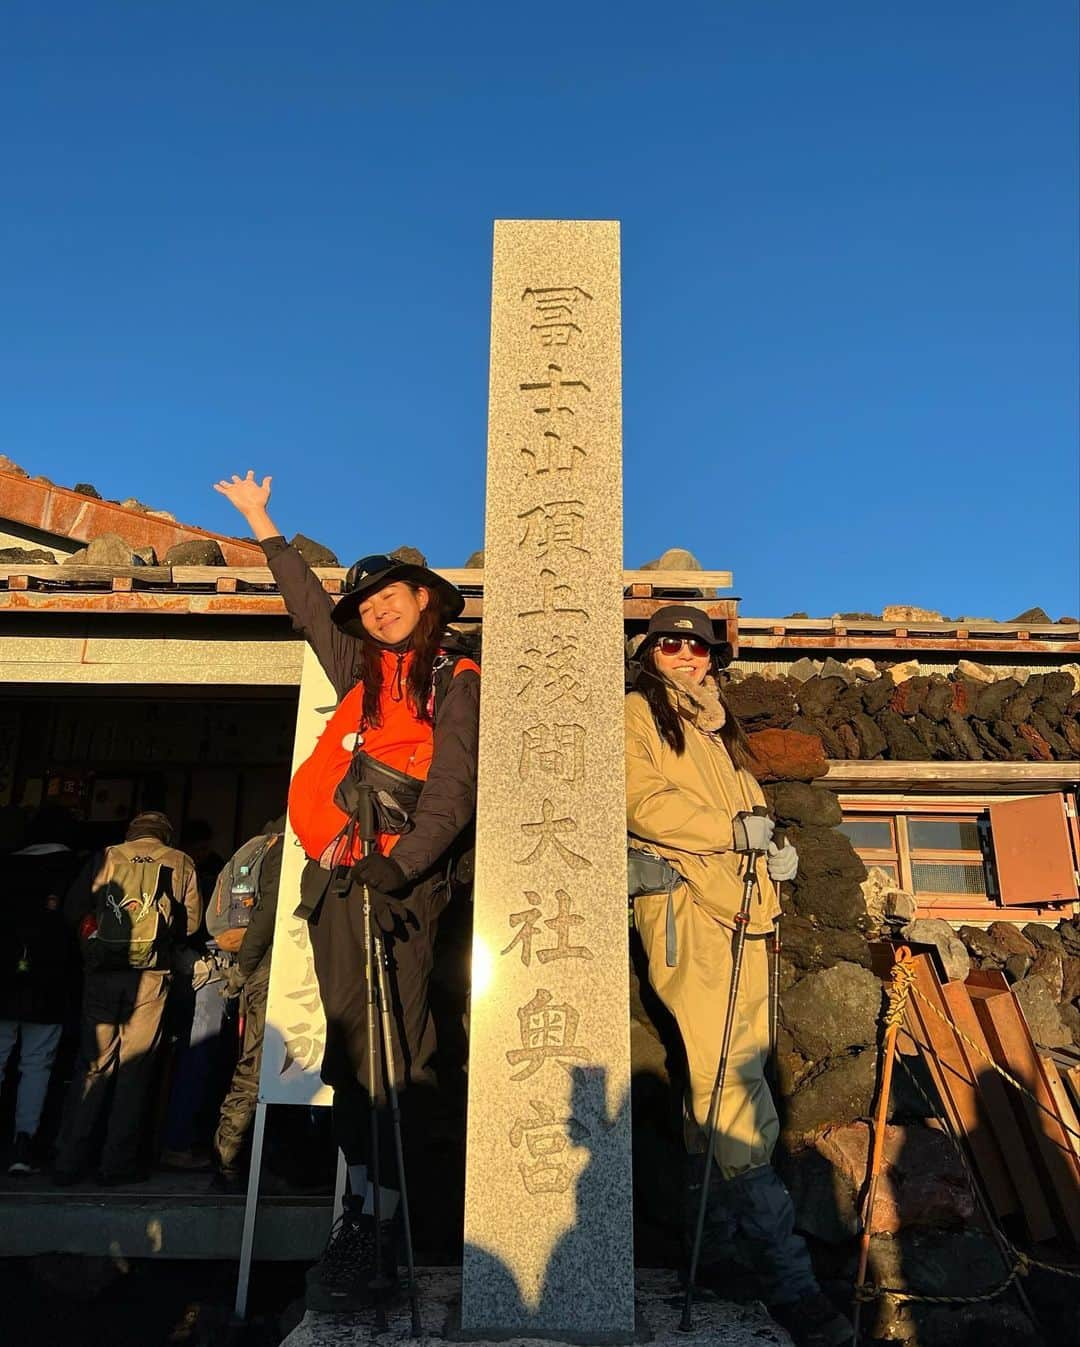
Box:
[625,676,780,935]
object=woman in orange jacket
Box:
[217,471,479,1312]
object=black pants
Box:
[307,864,448,1177]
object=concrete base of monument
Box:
[280,1268,795,1347]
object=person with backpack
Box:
[210,816,285,1191]
[215,472,479,1312]
[0,807,82,1175]
[54,810,201,1185]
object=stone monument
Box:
[461,220,635,1339]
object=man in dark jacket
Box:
[55,810,201,1184]
[212,816,285,1190]
[0,808,82,1174]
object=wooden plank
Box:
[111,576,133,592]
[968,977,1080,1243]
[939,982,1027,1223]
[215,576,238,594]
[1040,1053,1080,1168]
[903,956,1026,1224]
[0,565,172,584]
[826,763,1080,794]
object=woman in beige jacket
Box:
[627,606,851,1347]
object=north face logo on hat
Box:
[674,619,693,629]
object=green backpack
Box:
[86,843,175,971]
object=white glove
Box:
[732,812,775,854]
[767,839,799,883]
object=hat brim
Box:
[331,563,465,634]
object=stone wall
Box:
[628,652,1080,1343]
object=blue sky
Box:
[2,2,1077,619]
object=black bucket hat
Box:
[642,605,733,664]
[331,553,465,635]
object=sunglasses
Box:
[657,636,711,658]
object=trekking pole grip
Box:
[354,782,376,847]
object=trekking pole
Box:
[372,908,422,1336]
[680,804,770,1333]
[353,785,389,1332]
[852,945,912,1343]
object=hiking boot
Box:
[8,1133,36,1175]
[770,1292,853,1347]
[161,1146,212,1172]
[305,1199,399,1314]
[211,1167,246,1195]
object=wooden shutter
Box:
[989,793,1080,907]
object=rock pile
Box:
[725,662,1080,763]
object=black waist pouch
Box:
[334,750,424,836]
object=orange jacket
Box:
[289,647,479,868]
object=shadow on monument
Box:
[461,1065,634,1341]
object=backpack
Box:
[85,843,176,971]
[207,834,279,952]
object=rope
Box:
[882,957,915,1031]
[854,1014,1080,1312]
[906,980,1080,1145]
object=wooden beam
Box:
[825,762,1080,794]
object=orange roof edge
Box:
[0,469,264,566]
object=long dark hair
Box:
[634,641,753,768]
[357,585,444,729]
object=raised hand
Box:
[213,470,272,517]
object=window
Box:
[840,810,994,912]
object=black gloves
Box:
[352,852,408,895]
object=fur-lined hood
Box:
[662,672,727,734]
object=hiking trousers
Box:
[214,957,270,1171]
[306,865,448,1170]
[634,886,777,1178]
[57,968,170,1175]
[0,1020,63,1137]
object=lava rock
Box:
[723,673,797,728]
[900,919,971,983]
[1061,916,1080,957]
[985,922,1037,961]
[0,455,28,476]
[851,712,887,758]
[779,915,873,972]
[1016,724,1053,761]
[790,877,869,931]
[769,782,842,829]
[290,533,339,567]
[1010,607,1052,624]
[1012,975,1071,1047]
[882,605,944,623]
[463,549,485,568]
[812,1122,974,1236]
[847,658,879,681]
[783,1048,878,1136]
[788,825,867,882]
[780,962,883,1061]
[67,533,135,568]
[390,545,428,567]
[972,677,1019,720]
[878,710,933,761]
[786,657,821,683]
[889,675,930,717]
[1060,1001,1080,1047]
[1029,948,1064,1001]
[834,723,861,759]
[956,658,996,684]
[72,482,102,498]
[796,676,847,719]
[1022,923,1064,954]
[945,712,983,760]
[746,729,828,783]
[920,677,954,722]
[132,546,157,566]
[163,539,226,566]
[1041,671,1074,708]
[819,656,856,684]
[1004,953,1032,982]
[787,714,844,759]
[856,675,893,717]
[0,547,56,564]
